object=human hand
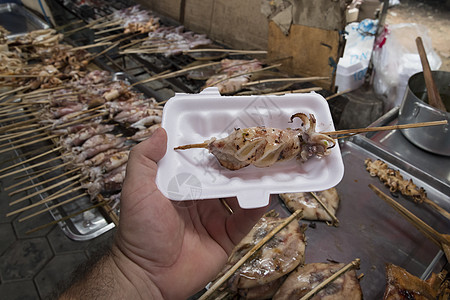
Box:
[113,128,268,299]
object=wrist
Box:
[110,244,162,300]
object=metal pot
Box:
[398,71,450,156]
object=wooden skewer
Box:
[369,184,450,260]
[6,184,83,217]
[0,105,35,115]
[0,85,30,99]
[0,131,48,149]
[0,74,53,78]
[326,89,352,101]
[97,194,119,225]
[0,124,51,142]
[12,159,62,180]
[0,110,37,123]
[5,161,70,191]
[0,123,40,134]
[0,146,61,175]
[9,173,82,206]
[242,77,330,87]
[198,209,303,300]
[54,111,108,129]
[299,259,361,300]
[118,37,148,49]
[175,121,448,150]
[64,16,107,36]
[203,64,283,89]
[0,144,53,167]
[184,49,267,55]
[309,192,339,226]
[0,154,63,180]
[88,42,120,61]
[17,85,68,97]
[25,201,107,235]
[70,42,113,51]
[322,120,448,136]
[19,192,88,222]
[94,32,128,43]
[236,86,323,96]
[0,134,59,155]
[91,19,121,29]
[95,26,124,35]
[54,19,84,31]
[9,167,80,197]
[131,61,222,87]
[0,118,37,133]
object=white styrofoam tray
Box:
[156,88,344,208]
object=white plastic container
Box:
[156,88,344,209]
[335,60,368,92]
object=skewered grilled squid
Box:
[175,113,335,170]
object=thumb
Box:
[122,128,167,196]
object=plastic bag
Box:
[335,19,377,92]
[372,23,442,111]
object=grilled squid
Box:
[174,113,335,170]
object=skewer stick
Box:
[54,111,108,129]
[91,19,121,29]
[322,120,448,137]
[299,259,361,300]
[0,146,61,175]
[0,134,59,155]
[203,64,283,89]
[369,184,450,257]
[237,86,322,96]
[64,16,107,36]
[0,154,63,180]
[175,121,448,150]
[118,37,148,49]
[254,87,323,96]
[5,162,70,191]
[19,192,88,222]
[88,42,120,61]
[0,144,53,167]
[174,142,208,150]
[242,77,330,87]
[9,167,80,197]
[131,61,222,87]
[70,42,113,51]
[309,192,339,226]
[0,74,53,78]
[0,131,48,149]
[0,123,40,134]
[98,194,119,225]
[54,19,84,31]
[25,201,107,234]
[0,85,30,99]
[6,184,83,217]
[184,49,268,55]
[94,32,127,43]
[0,118,37,133]
[0,124,52,142]
[17,85,68,97]
[326,89,351,101]
[198,209,303,300]
[95,26,124,35]
[9,173,82,206]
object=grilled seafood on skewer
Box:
[174,113,335,170]
[209,211,307,299]
[279,188,340,223]
[273,262,363,300]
